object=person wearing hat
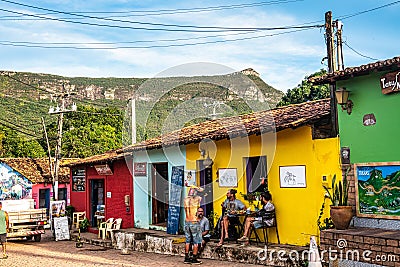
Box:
[0,202,9,259]
[183,186,203,264]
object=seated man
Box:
[217,189,246,246]
[237,191,275,244]
[196,207,210,255]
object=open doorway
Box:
[151,163,169,226]
[198,160,213,219]
[90,179,104,227]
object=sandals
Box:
[2,254,8,259]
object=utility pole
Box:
[131,98,136,144]
[48,84,76,200]
[325,11,338,137]
[41,117,54,185]
[336,20,344,71]
[325,11,336,73]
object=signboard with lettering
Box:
[94,164,113,175]
[380,71,400,94]
[167,166,184,235]
[134,162,147,176]
[355,162,400,219]
[53,217,70,241]
[72,169,85,192]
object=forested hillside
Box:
[0,69,283,158]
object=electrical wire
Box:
[0,0,302,18]
[0,27,317,49]
[0,4,321,33]
[0,120,40,138]
[74,110,122,116]
[336,0,400,21]
[343,41,379,61]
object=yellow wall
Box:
[186,126,341,246]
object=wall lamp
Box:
[335,87,353,115]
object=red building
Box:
[66,151,134,229]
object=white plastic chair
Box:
[72,211,86,229]
[98,218,114,239]
[106,218,122,239]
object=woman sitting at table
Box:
[237,191,274,243]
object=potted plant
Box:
[79,217,90,232]
[323,168,353,230]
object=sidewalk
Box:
[71,228,308,266]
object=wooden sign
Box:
[380,71,400,94]
[134,162,147,176]
[94,164,113,175]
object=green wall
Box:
[337,70,400,163]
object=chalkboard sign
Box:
[53,217,70,241]
[167,166,184,235]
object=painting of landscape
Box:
[356,163,400,219]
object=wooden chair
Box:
[98,218,114,239]
[249,210,280,245]
[106,218,122,239]
[72,211,86,229]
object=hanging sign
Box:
[380,71,400,94]
[94,164,113,175]
[134,162,147,176]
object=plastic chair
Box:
[249,210,280,245]
[98,218,114,239]
[106,218,122,239]
[72,211,86,229]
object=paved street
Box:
[3,233,264,267]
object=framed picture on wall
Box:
[355,162,400,219]
[279,165,306,188]
[218,168,238,187]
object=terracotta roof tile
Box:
[0,158,75,183]
[309,56,400,84]
[67,98,330,167]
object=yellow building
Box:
[184,99,342,246]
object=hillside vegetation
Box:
[0,69,283,158]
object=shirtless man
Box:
[183,187,203,265]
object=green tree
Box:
[277,69,329,107]
[0,126,46,157]
[46,105,124,158]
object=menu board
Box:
[167,166,184,235]
[72,169,85,192]
[53,217,70,241]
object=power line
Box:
[0,0,302,18]
[74,110,122,116]
[0,3,320,33]
[343,41,379,61]
[336,0,400,21]
[0,27,318,49]
[0,119,40,138]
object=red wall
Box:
[70,159,134,229]
[32,183,70,209]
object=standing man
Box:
[0,202,9,259]
[183,187,203,265]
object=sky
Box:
[0,0,399,92]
